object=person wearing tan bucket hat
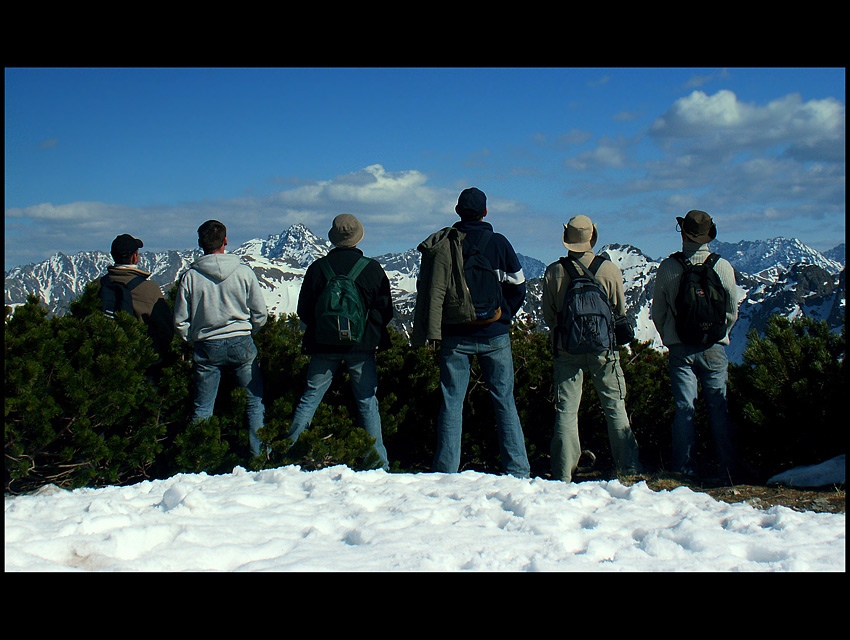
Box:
[287,214,394,470]
[652,209,752,482]
[561,214,598,252]
[327,213,365,247]
[542,214,641,483]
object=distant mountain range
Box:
[5,224,845,363]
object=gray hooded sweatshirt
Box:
[174,253,268,343]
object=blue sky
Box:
[4,67,845,271]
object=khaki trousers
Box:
[551,349,640,482]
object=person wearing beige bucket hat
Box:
[542,214,641,482]
[652,210,753,482]
[561,214,598,252]
[287,214,394,470]
[327,213,365,248]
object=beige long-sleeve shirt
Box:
[651,241,739,346]
[542,250,627,337]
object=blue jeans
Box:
[193,335,265,456]
[433,333,530,477]
[668,343,740,475]
[289,353,389,470]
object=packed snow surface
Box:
[5,463,844,572]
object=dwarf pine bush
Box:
[5,286,844,492]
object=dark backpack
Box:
[314,256,371,346]
[99,274,145,319]
[672,252,729,345]
[444,231,502,325]
[556,256,615,354]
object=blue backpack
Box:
[556,256,615,354]
[458,231,502,324]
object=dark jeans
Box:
[668,342,740,475]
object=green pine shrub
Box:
[5,294,166,492]
[729,315,845,478]
[376,329,441,472]
[6,280,844,492]
[618,340,675,472]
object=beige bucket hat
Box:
[563,215,598,252]
[328,214,364,247]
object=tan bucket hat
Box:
[563,215,598,252]
[328,214,364,247]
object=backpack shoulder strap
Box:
[704,253,721,269]
[588,255,606,276]
[559,256,583,281]
[101,273,145,289]
[476,231,494,254]
[125,275,146,291]
[317,257,336,282]
[462,230,494,256]
[672,251,695,273]
[347,256,372,280]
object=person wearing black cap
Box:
[99,233,174,362]
[652,210,745,480]
[416,187,530,478]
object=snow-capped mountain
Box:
[4,226,845,363]
[710,238,844,283]
[234,223,333,268]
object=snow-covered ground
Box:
[5,457,844,572]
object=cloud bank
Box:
[5,90,845,270]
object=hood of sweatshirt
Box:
[191,253,243,283]
[418,226,463,256]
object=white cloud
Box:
[564,136,630,170]
[649,90,845,161]
[4,165,485,268]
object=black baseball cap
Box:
[111,234,144,256]
[456,187,487,217]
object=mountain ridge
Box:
[5,225,845,363]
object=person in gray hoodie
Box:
[174,220,268,457]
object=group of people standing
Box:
[99,188,749,483]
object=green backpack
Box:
[314,257,371,346]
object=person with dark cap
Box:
[652,209,745,480]
[287,214,393,470]
[174,220,268,457]
[99,233,174,363]
[415,187,530,478]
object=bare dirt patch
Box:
[612,472,845,514]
